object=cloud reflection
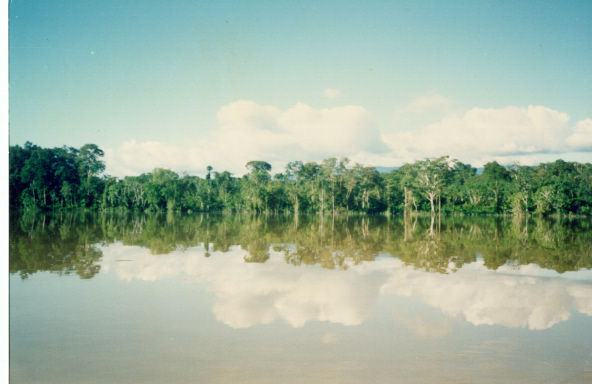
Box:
[99,243,592,330]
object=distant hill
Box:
[375,166,398,173]
[374,165,484,174]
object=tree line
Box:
[9,142,592,216]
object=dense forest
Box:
[9,142,592,216]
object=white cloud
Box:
[105,100,386,177]
[104,140,197,177]
[383,105,589,166]
[323,88,341,99]
[103,100,591,177]
[566,118,592,150]
[99,242,592,331]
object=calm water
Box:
[9,213,592,383]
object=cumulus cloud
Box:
[104,140,199,177]
[99,242,592,331]
[217,100,386,157]
[384,105,590,166]
[566,118,592,150]
[323,88,341,99]
[103,99,591,177]
[104,100,386,177]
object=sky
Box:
[8,0,592,177]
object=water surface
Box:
[10,213,592,383]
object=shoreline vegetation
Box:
[9,142,592,217]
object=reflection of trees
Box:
[282,218,383,270]
[381,215,591,274]
[243,238,270,263]
[10,212,592,278]
[507,217,592,273]
[10,211,103,279]
[391,216,476,273]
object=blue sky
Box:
[9,0,592,176]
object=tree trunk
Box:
[404,186,407,208]
[404,186,409,217]
[438,193,441,215]
[494,180,499,212]
[332,192,335,217]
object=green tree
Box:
[414,156,450,215]
[244,161,272,212]
[482,161,511,212]
[77,144,106,201]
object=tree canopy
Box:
[9,142,592,216]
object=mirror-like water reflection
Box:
[9,213,592,383]
[10,212,592,277]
